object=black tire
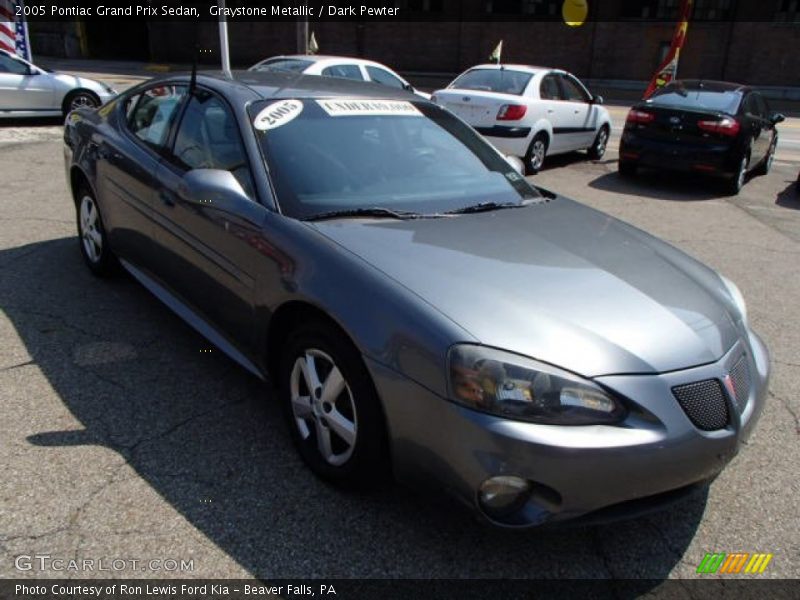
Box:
[75,186,117,277]
[618,160,637,178]
[587,125,610,160]
[63,90,100,117]
[524,133,549,175]
[279,320,388,488]
[724,152,749,196]
[754,136,777,176]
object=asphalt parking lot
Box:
[1,78,799,582]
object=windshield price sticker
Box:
[254,100,304,130]
[316,99,422,117]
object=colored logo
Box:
[697,553,773,574]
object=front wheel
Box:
[524,133,548,175]
[587,126,610,160]
[63,91,100,117]
[279,321,388,488]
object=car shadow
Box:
[588,168,727,201]
[2,237,706,581]
[775,177,800,209]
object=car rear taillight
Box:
[697,117,740,137]
[626,109,655,124]
[497,104,527,121]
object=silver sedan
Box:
[0,49,116,118]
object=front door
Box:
[154,88,264,351]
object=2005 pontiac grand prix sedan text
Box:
[63,71,768,527]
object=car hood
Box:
[308,197,740,377]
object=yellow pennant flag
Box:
[489,40,502,64]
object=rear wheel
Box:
[279,321,388,488]
[524,133,548,175]
[587,126,610,160]
[725,153,749,196]
[76,187,117,277]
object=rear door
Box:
[154,87,265,349]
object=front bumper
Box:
[368,330,769,527]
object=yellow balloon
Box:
[562,0,588,27]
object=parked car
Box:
[64,71,768,528]
[619,80,784,195]
[248,54,430,99]
[0,49,116,118]
[432,64,612,174]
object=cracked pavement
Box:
[1,116,799,582]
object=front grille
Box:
[729,355,751,411]
[672,379,729,431]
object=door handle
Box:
[547,109,554,113]
[158,190,175,207]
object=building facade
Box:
[30,0,800,86]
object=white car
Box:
[0,49,116,118]
[248,54,430,100]
[433,64,612,174]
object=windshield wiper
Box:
[303,207,425,222]
[445,201,525,215]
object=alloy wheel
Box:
[79,195,102,263]
[290,349,358,467]
[70,93,98,111]
[530,140,546,171]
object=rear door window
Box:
[321,64,364,81]
[539,75,560,100]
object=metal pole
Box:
[218,0,231,73]
[297,17,309,54]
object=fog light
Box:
[478,476,532,518]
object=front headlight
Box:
[448,345,626,425]
[720,275,747,325]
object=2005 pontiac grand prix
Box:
[63,71,768,527]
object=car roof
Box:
[460,64,552,75]
[664,79,750,93]
[150,70,419,103]
[259,54,389,68]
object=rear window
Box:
[647,85,742,114]
[449,69,533,96]
[251,58,313,73]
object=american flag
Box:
[0,0,32,61]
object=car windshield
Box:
[647,86,742,114]
[449,69,533,95]
[251,58,314,73]
[250,98,539,220]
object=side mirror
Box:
[592,95,604,105]
[770,113,785,125]
[181,169,250,209]
[505,155,525,176]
